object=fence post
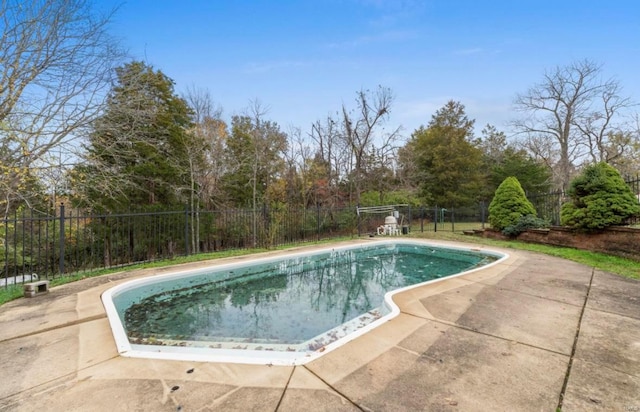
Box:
[356,204,361,237]
[184,205,190,256]
[264,204,269,248]
[316,204,320,241]
[451,208,455,232]
[3,215,8,285]
[434,206,438,232]
[59,203,65,275]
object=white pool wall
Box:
[101,239,508,365]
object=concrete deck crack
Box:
[302,365,367,411]
[274,366,296,411]
[0,352,120,403]
[475,282,588,310]
[585,305,640,322]
[576,356,640,380]
[401,311,571,358]
[0,313,107,344]
[0,369,77,402]
[556,267,595,411]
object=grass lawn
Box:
[1,232,638,306]
[412,231,640,280]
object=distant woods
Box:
[1,1,639,217]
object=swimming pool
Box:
[102,240,506,365]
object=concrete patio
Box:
[0,239,638,411]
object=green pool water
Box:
[113,242,496,352]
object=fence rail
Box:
[2,175,638,287]
[1,204,490,287]
[528,175,640,226]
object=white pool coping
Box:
[101,239,508,366]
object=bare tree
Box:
[282,125,308,206]
[513,59,635,189]
[183,86,227,209]
[340,86,401,204]
[184,85,224,124]
[609,115,640,177]
[222,101,287,246]
[0,0,123,215]
[182,86,227,251]
[309,114,348,207]
[574,81,634,164]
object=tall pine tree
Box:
[74,62,197,211]
[400,101,484,207]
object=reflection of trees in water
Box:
[285,248,404,323]
[227,274,287,340]
[125,274,288,340]
[124,245,481,343]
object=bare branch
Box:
[513,59,635,189]
[0,0,124,211]
[339,85,401,204]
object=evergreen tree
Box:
[400,101,484,207]
[488,176,537,231]
[74,62,197,211]
[479,124,552,197]
[561,162,640,231]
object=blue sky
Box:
[100,0,640,141]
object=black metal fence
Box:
[2,175,638,287]
[528,175,640,226]
[1,203,490,286]
[627,175,640,201]
[356,204,487,235]
[528,190,565,225]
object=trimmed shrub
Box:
[502,214,548,237]
[489,176,537,232]
[561,162,640,231]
